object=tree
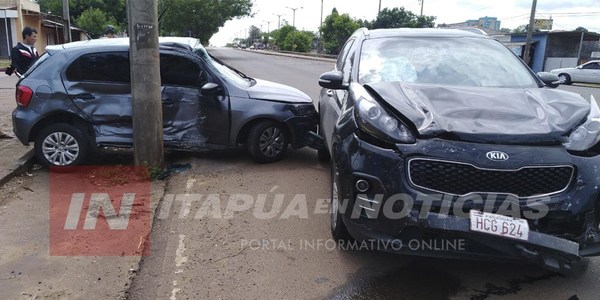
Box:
[160,0,253,44]
[500,28,512,33]
[76,8,117,38]
[38,0,127,29]
[575,27,588,32]
[271,25,296,49]
[248,25,261,44]
[371,7,435,29]
[283,31,312,52]
[513,24,528,33]
[320,8,360,55]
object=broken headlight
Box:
[354,93,415,144]
[565,95,600,151]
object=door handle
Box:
[326,89,334,97]
[73,93,95,100]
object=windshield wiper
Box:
[210,55,253,80]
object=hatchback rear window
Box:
[66,52,130,83]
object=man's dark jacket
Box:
[10,43,39,75]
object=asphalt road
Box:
[126,48,600,300]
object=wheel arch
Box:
[29,112,95,146]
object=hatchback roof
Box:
[45,37,194,53]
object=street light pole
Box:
[274,14,283,29]
[419,0,424,16]
[378,0,382,14]
[286,6,303,28]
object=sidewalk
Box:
[0,74,34,187]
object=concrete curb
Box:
[0,149,35,187]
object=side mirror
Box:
[318,71,348,90]
[537,72,560,88]
[201,82,222,96]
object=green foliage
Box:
[283,31,312,52]
[320,8,359,55]
[371,7,435,29]
[248,25,261,44]
[513,24,528,33]
[76,8,117,38]
[271,25,296,49]
[160,0,253,44]
[38,0,127,29]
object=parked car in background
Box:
[319,28,600,274]
[551,60,600,85]
[12,38,317,166]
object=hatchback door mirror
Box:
[319,71,348,90]
[201,82,222,96]
[537,72,560,88]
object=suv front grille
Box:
[408,158,574,198]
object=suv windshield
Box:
[358,37,537,88]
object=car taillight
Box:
[16,85,33,107]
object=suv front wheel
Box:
[34,123,90,167]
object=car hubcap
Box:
[331,168,339,230]
[559,75,567,83]
[42,132,79,166]
[259,127,284,158]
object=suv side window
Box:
[66,52,130,83]
[160,54,205,86]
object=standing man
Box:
[9,27,39,77]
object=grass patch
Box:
[0,59,10,68]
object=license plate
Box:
[469,210,529,241]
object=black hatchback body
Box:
[12,38,317,166]
[319,28,600,273]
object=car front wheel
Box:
[247,121,288,163]
[34,123,89,167]
[558,73,572,85]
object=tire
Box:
[558,73,572,85]
[34,123,90,167]
[317,126,330,162]
[247,121,288,163]
[330,156,352,241]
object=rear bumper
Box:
[12,108,41,145]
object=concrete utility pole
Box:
[127,0,164,168]
[62,0,71,43]
[523,0,537,66]
[419,0,424,16]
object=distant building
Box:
[439,16,501,31]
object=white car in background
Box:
[550,60,600,85]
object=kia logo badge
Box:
[486,151,509,161]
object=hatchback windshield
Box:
[358,37,537,88]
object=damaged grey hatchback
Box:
[319,28,600,274]
[12,38,317,166]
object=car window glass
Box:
[358,37,536,88]
[336,39,355,71]
[583,63,599,70]
[66,52,130,83]
[160,54,204,86]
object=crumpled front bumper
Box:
[344,211,600,272]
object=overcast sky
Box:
[209,0,600,46]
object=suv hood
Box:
[367,82,590,144]
[247,79,312,103]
